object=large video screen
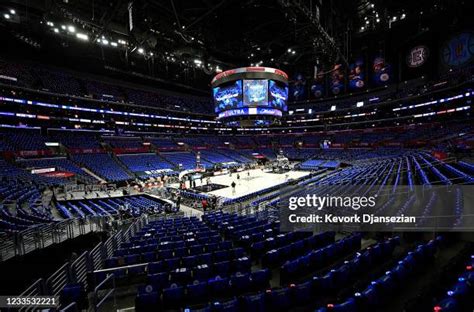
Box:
[269,80,288,111]
[213,80,243,113]
[243,80,268,106]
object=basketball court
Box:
[190,168,310,199]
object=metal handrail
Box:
[16,213,151,306]
[93,262,149,274]
[18,278,46,312]
[93,273,116,312]
[46,261,71,296]
[0,216,104,262]
[60,301,78,312]
[70,251,89,289]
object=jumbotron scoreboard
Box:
[211,67,289,127]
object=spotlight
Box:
[9,9,16,14]
[67,25,76,33]
[76,33,89,41]
[4,14,10,19]
[101,39,109,45]
[53,28,59,33]
[287,48,292,53]
[110,42,118,47]
[138,48,144,54]
[61,25,66,30]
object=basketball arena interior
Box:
[0,0,473,311]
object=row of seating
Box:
[262,232,338,268]
[433,255,474,311]
[177,237,400,312]
[255,231,334,261]
[315,237,441,312]
[135,269,271,311]
[280,234,362,284]
[106,247,246,271]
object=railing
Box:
[92,274,116,312]
[46,262,71,297]
[0,216,105,262]
[15,213,209,310]
[18,278,47,312]
[70,251,90,290]
[15,216,149,309]
[60,301,78,312]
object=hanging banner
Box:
[372,55,392,86]
[310,70,325,98]
[330,64,345,95]
[441,32,474,68]
[349,58,365,90]
[290,73,306,101]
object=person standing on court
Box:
[231,181,236,195]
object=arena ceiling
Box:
[0,0,468,91]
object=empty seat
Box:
[230,273,252,294]
[147,272,169,290]
[214,261,231,276]
[162,285,185,310]
[290,280,313,305]
[194,264,211,281]
[186,281,209,304]
[212,297,239,312]
[265,288,291,312]
[250,269,271,290]
[147,261,165,274]
[241,292,266,312]
[208,277,230,298]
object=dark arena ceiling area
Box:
[1,0,471,93]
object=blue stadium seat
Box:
[212,297,239,312]
[183,255,198,268]
[186,281,209,303]
[171,268,192,285]
[265,288,291,311]
[214,250,230,262]
[290,280,313,305]
[230,273,252,294]
[142,251,156,263]
[250,269,271,290]
[214,261,231,276]
[328,297,357,312]
[194,264,211,281]
[208,277,230,298]
[60,284,86,309]
[234,257,251,273]
[162,285,185,309]
[147,272,169,290]
[166,257,181,271]
[241,292,266,312]
[434,298,459,312]
[135,290,159,312]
